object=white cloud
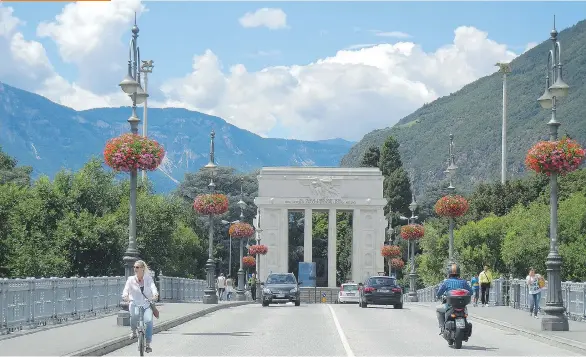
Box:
[372,30,411,38]
[159,26,517,141]
[36,0,145,94]
[239,8,287,30]
[0,1,135,111]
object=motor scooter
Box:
[440,289,473,349]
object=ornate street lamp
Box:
[536,17,570,332]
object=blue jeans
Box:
[529,292,541,316]
[130,303,154,343]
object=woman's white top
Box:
[122,274,158,308]
[226,278,234,292]
[526,274,541,295]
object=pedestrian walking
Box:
[249,272,257,301]
[470,273,480,306]
[217,273,226,301]
[225,275,234,301]
[526,267,544,318]
[479,265,493,307]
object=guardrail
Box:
[408,278,586,322]
[0,274,208,335]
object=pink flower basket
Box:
[104,133,165,172]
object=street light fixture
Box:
[202,130,219,305]
[221,219,240,279]
[254,211,263,302]
[537,17,569,332]
[236,177,248,301]
[444,134,457,265]
[116,15,148,327]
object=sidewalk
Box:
[413,302,586,354]
[0,301,252,356]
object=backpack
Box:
[538,275,546,288]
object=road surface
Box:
[107,302,577,356]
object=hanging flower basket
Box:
[104,133,165,172]
[242,256,256,267]
[389,258,405,270]
[400,224,425,240]
[229,222,255,239]
[381,245,401,258]
[435,195,469,218]
[193,194,229,215]
[525,138,585,176]
[248,244,268,255]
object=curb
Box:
[409,302,586,355]
[65,301,254,356]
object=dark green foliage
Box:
[360,146,380,167]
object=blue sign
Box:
[298,262,316,287]
[322,292,326,297]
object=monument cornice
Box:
[254,196,387,207]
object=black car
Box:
[261,273,301,307]
[358,276,403,309]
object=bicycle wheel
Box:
[138,331,145,356]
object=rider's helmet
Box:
[446,263,461,278]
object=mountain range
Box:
[341,19,586,196]
[0,83,354,193]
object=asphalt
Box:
[107,302,582,356]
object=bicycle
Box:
[136,302,151,356]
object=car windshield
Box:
[343,284,358,291]
[368,277,397,287]
[266,274,296,284]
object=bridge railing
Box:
[0,274,207,335]
[406,278,586,322]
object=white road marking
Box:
[327,304,355,357]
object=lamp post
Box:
[116,15,148,326]
[140,60,154,183]
[254,211,263,302]
[536,18,570,332]
[444,134,457,266]
[202,130,219,304]
[221,219,239,280]
[496,62,511,184]
[237,178,248,301]
[401,194,419,302]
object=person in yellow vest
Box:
[479,265,493,307]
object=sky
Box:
[1,1,585,142]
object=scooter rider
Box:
[435,263,473,333]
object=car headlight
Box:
[263,288,271,294]
[290,288,298,293]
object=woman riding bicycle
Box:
[122,260,159,353]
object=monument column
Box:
[304,208,313,262]
[327,208,337,287]
[352,208,361,283]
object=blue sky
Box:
[2,1,586,141]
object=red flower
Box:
[390,258,405,269]
[400,224,425,240]
[248,244,268,255]
[242,256,256,267]
[435,195,469,218]
[103,133,165,172]
[525,138,585,176]
[229,222,255,239]
[193,194,229,215]
[381,245,401,258]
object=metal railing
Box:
[157,275,206,302]
[408,278,586,322]
[0,274,208,335]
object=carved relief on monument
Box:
[364,231,374,248]
[364,252,373,267]
[299,176,342,199]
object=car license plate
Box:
[276,294,284,298]
[346,293,355,296]
[456,319,466,328]
[379,289,389,292]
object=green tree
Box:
[0,147,32,186]
[379,136,412,217]
[360,146,380,167]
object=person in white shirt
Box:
[225,276,234,301]
[122,260,159,353]
[526,267,542,318]
[217,273,227,301]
